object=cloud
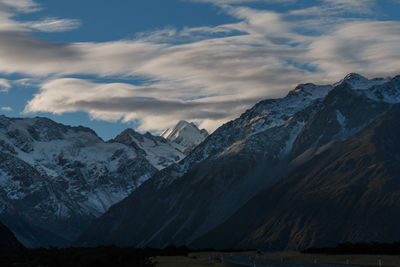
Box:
[305,21,400,79]
[0,78,10,92]
[1,106,12,111]
[322,0,375,9]
[0,0,79,33]
[22,17,81,32]
[24,78,260,131]
[0,0,40,13]
[1,0,400,132]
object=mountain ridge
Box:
[76,73,400,249]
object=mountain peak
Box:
[336,73,384,90]
[161,120,208,154]
[343,73,368,81]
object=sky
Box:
[0,0,400,140]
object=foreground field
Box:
[263,251,400,267]
[154,250,400,267]
[153,251,248,267]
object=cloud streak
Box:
[22,17,81,32]
[1,106,12,111]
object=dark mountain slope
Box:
[0,221,23,251]
[193,104,400,250]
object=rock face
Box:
[161,120,208,154]
[0,220,23,251]
[77,73,400,249]
[0,117,184,247]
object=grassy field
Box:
[262,251,400,267]
[154,250,400,267]
[153,251,248,267]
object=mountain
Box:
[0,117,183,247]
[77,73,398,249]
[113,129,185,170]
[193,104,400,250]
[0,220,23,251]
[161,120,208,154]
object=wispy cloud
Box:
[0,0,40,13]
[0,78,10,92]
[0,0,80,33]
[1,106,12,111]
[24,78,258,131]
[22,17,81,32]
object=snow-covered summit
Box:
[161,120,208,154]
[335,73,389,90]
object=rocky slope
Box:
[77,73,399,249]
[0,117,184,247]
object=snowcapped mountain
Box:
[77,73,400,249]
[161,120,208,154]
[113,129,185,170]
[0,117,184,247]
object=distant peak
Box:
[144,131,155,138]
[343,73,368,81]
[161,120,208,154]
[177,120,189,124]
[114,128,145,143]
[118,128,137,136]
[176,120,191,128]
[161,120,195,139]
[335,73,386,90]
[286,83,332,100]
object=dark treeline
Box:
[0,245,189,267]
[303,242,400,255]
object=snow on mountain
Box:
[159,73,397,184]
[363,75,400,103]
[113,129,185,170]
[335,73,389,90]
[0,116,182,247]
[161,120,208,155]
[151,83,335,188]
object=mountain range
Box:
[1,73,399,250]
[0,117,207,247]
[76,73,400,250]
